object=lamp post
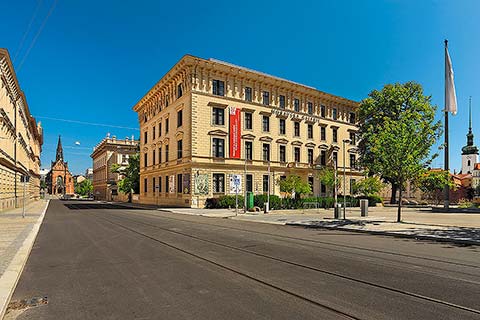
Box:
[342,139,351,219]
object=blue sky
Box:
[1,0,479,174]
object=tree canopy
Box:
[316,167,339,197]
[351,176,384,198]
[111,153,140,197]
[415,170,454,205]
[75,179,93,197]
[278,175,311,199]
[357,82,442,221]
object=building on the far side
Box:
[46,135,74,195]
[85,168,93,181]
[90,134,139,201]
[0,48,43,211]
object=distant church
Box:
[461,98,478,174]
[46,136,74,195]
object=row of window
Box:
[213,107,356,143]
[143,140,183,167]
[212,79,355,122]
[143,173,357,195]
[212,137,356,167]
[144,110,183,144]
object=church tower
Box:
[461,97,478,174]
[55,135,63,162]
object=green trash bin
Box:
[247,192,254,210]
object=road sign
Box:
[229,175,242,194]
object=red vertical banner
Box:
[229,107,241,159]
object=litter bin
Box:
[360,199,368,217]
[247,192,254,210]
[334,203,342,219]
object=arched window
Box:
[468,160,471,166]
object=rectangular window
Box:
[307,124,313,139]
[212,79,225,96]
[177,174,182,193]
[350,154,356,169]
[165,118,169,133]
[279,119,286,135]
[153,177,156,192]
[263,175,269,194]
[262,91,270,105]
[332,128,338,143]
[349,132,356,145]
[245,87,252,102]
[153,126,156,140]
[308,176,314,192]
[320,105,326,117]
[144,153,148,167]
[144,178,148,193]
[349,112,356,124]
[165,175,169,192]
[333,151,338,165]
[212,107,225,125]
[177,110,183,127]
[294,98,300,112]
[245,141,253,160]
[321,182,327,194]
[213,173,225,193]
[246,174,253,192]
[159,122,162,137]
[294,147,301,162]
[177,83,183,98]
[165,145,169,162]
[262,115,270,132]
[350,178,356,194]
[332,108,338,120]
[212,138,225,158]
[279,145,286,162]
[279,95,286,108]
[308,149,314,164]
[262,144,270,161]
[307,102,313,114]
[244,112,252,130]
[320,150,326,166]
[159,147,162,163]
[177,140,183,159]
[144,131,148,144]
[159,176,162,193]
[294,122,300,137]
[320,126,326,141]
[152,149,156,165]
[165,97,169,107]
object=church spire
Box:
[462,96,478,155]
[468,96,472,134]
[56,135,64,162]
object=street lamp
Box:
[342,139,351,219]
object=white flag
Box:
[445,45,457,115]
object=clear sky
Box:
[1,0,479,174]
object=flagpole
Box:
[444,39,450,209]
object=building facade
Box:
[0,48,43,211]
[133,55,361,208]
[91,134,139,201]
[46,136,74,195]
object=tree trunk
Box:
[390,183,398,204]
[397,187,402,222]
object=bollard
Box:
[360,199,368,217]
[334,203,342,219]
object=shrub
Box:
[254,194,281,210]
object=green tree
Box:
[415,170,454,205]
[277,175,311,199]
[75,179,93,197]
[111,153,140,201]
[316,167,339,197]
[352,176,384,197]
[357,82,442,222]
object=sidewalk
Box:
[160,206,480,245]
[0,200,50,319]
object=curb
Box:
[0,200,50,319]
[285,222,480,246]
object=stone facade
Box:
[0,48,43,211]
[133,55,361,207]
[91,134,139,201]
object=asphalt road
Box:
[6,200,480,320]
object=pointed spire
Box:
[469,96,472,133]
[56,135,64,162]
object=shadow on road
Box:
[62,202,149,211]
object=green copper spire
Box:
[462,97,478,155]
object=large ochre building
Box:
[133,55,361,207]
[0,48,43,210]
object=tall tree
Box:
[415,170,454,205]
[316,167,339,197]
[111,153,140,201]
[277,175,311,199]
[357,82,442,221]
